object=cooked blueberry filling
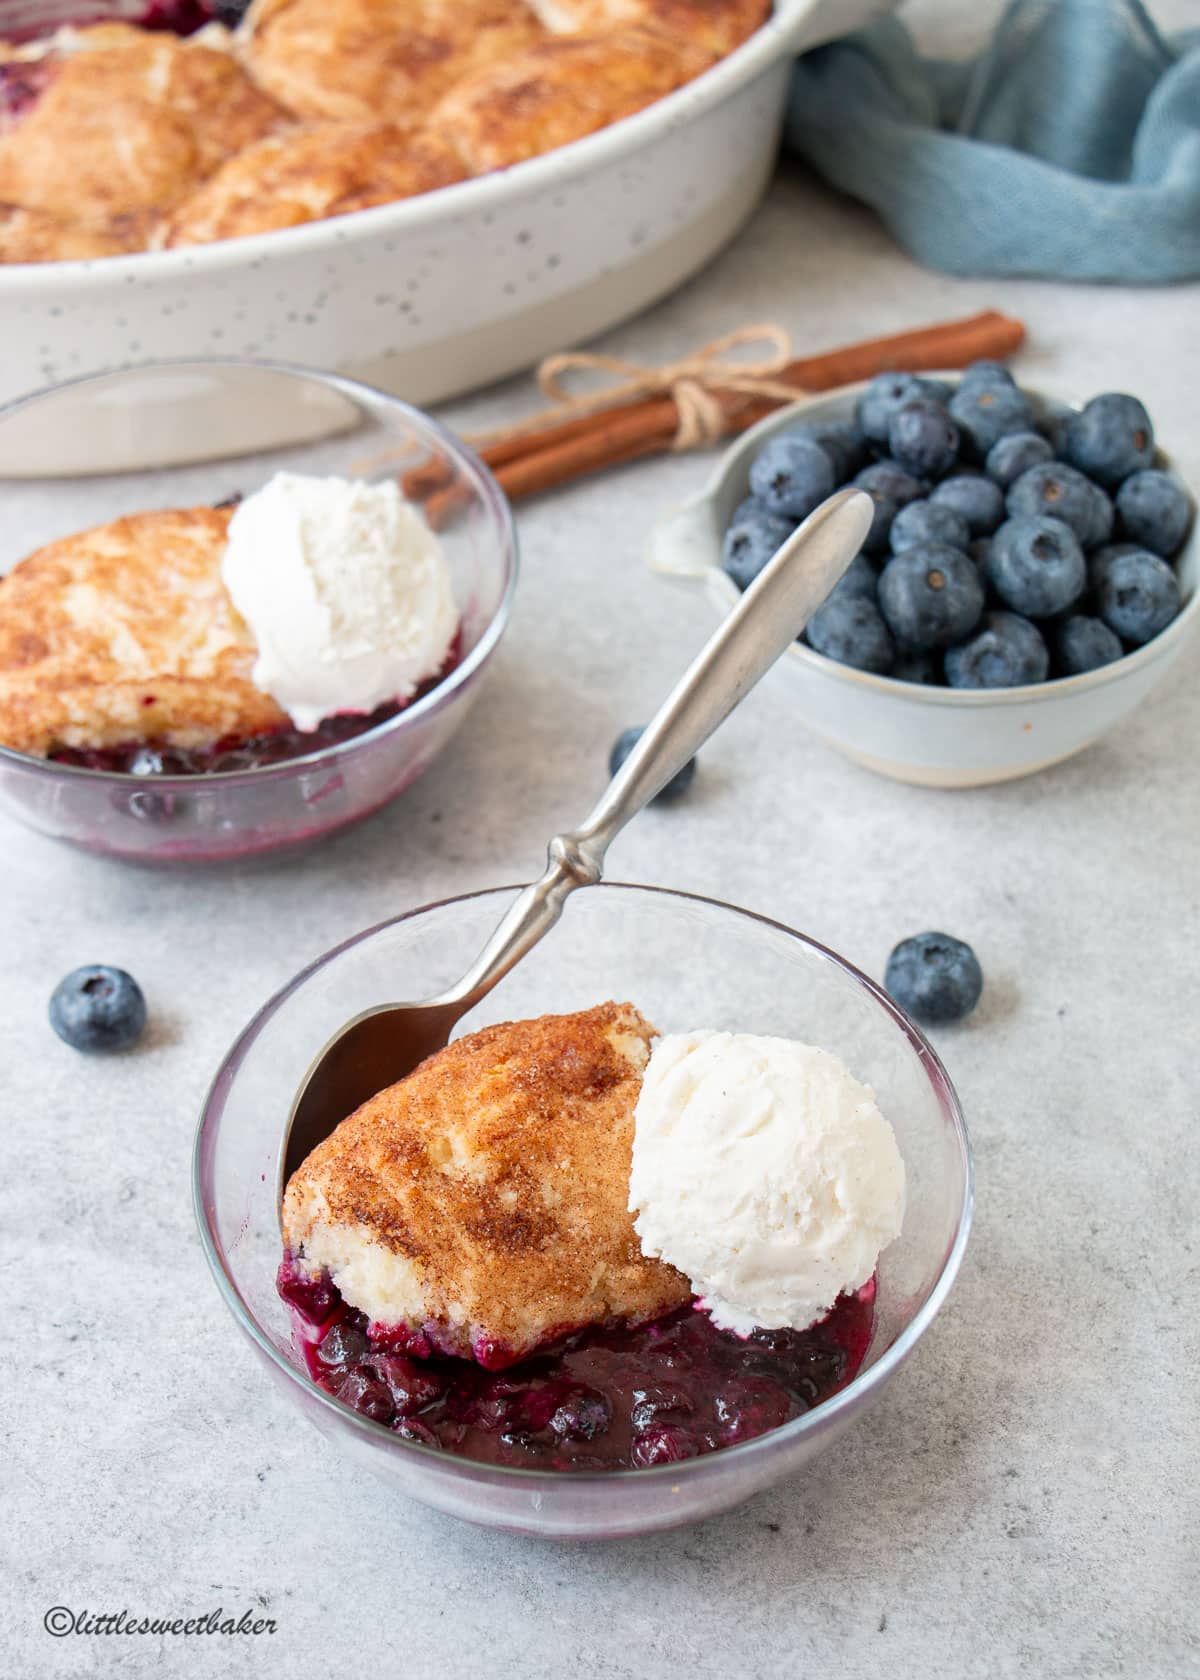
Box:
[0,60,55,126]
[44,636,460,774]
[276,1256,875,1471]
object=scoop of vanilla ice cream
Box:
[222,472,457,730]
[629,1031,905,1335]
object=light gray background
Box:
[4,5,1198,1676]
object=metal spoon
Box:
[280,487,873,1203]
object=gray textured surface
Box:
[5,98,1200,1680]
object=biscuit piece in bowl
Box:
[0,505,286,760]
[282,1002,692,1367]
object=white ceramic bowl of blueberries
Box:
[651,364,1198,787]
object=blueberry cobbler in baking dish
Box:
[0,0,771,261]
[278,1001,905,1470]
[0,472,460,772]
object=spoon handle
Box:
[446,487,873,1009]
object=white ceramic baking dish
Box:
[0,0,889,410]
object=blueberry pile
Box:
[721,365,1192,688]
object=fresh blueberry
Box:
[1096,549,1181,645]
[49,965,147,1053]
[609,727,696,800]
[856,459,925,507]
[1115,469,1192,558]
[850,467,907,557]
[944,612,1049,688]
[930,473,1006,536]
[986,430,1054,489]
[855,372,928,446]
[949,382,1034,459]
[956,360,1017,396]
[788,419,865,481]
[915,376,954,405]
[887,398,959,480]
[749,433,835,520]
[1038,409,1073,455]
[1064,393,1155,487]
[826,551,879,601]
[806,593,895,673]
[854,461,924,553]
[889,499,970,555]
[1086,543,1138,602]
[1007,461,1113,548]
[891,649,938,684]
[721,499,794,591]
[1055,615,1124,676]
[856,489,896,555]
[877,545,984,651]
[987,516,1086,618]
[885,932,983,1024]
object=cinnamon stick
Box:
[414,309,1026,521]
[486,309,1024,502]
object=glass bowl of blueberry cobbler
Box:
[652,366,1198,787]
[0,362,516,862]
[194,884,972,1540]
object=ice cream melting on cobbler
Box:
[278,1004,904,1470]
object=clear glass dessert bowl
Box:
[0,361,517,863]
[194,883,973,1539]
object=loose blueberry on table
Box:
[49,965,147,1052]
[721,364,1192,687]
[885,933,983,1025]
[609,727,697,801]
[277,1257,875,1470]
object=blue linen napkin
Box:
[784,0,1200,282]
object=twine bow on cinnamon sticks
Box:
[476,324,808,457]
[406,308,1025,514]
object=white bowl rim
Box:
[0,4,808,289]
[681,375,1200,706]
[0,357,519,784]
[192,879,975,1490]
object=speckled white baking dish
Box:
[0,0,889,411]
[650,380,1200,788]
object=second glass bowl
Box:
[0,362,517,863]
[195,883,973,1539]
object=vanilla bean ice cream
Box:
[629,1031,905,1335]
[222,472,457,730]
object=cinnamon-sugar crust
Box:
[0,506,288,758]
[238,0,548,124]
[0,26,283,235]
[431,26,717,174]
[161,120,464,246]
[282,1002,692,1365]
[0,0,770,261]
